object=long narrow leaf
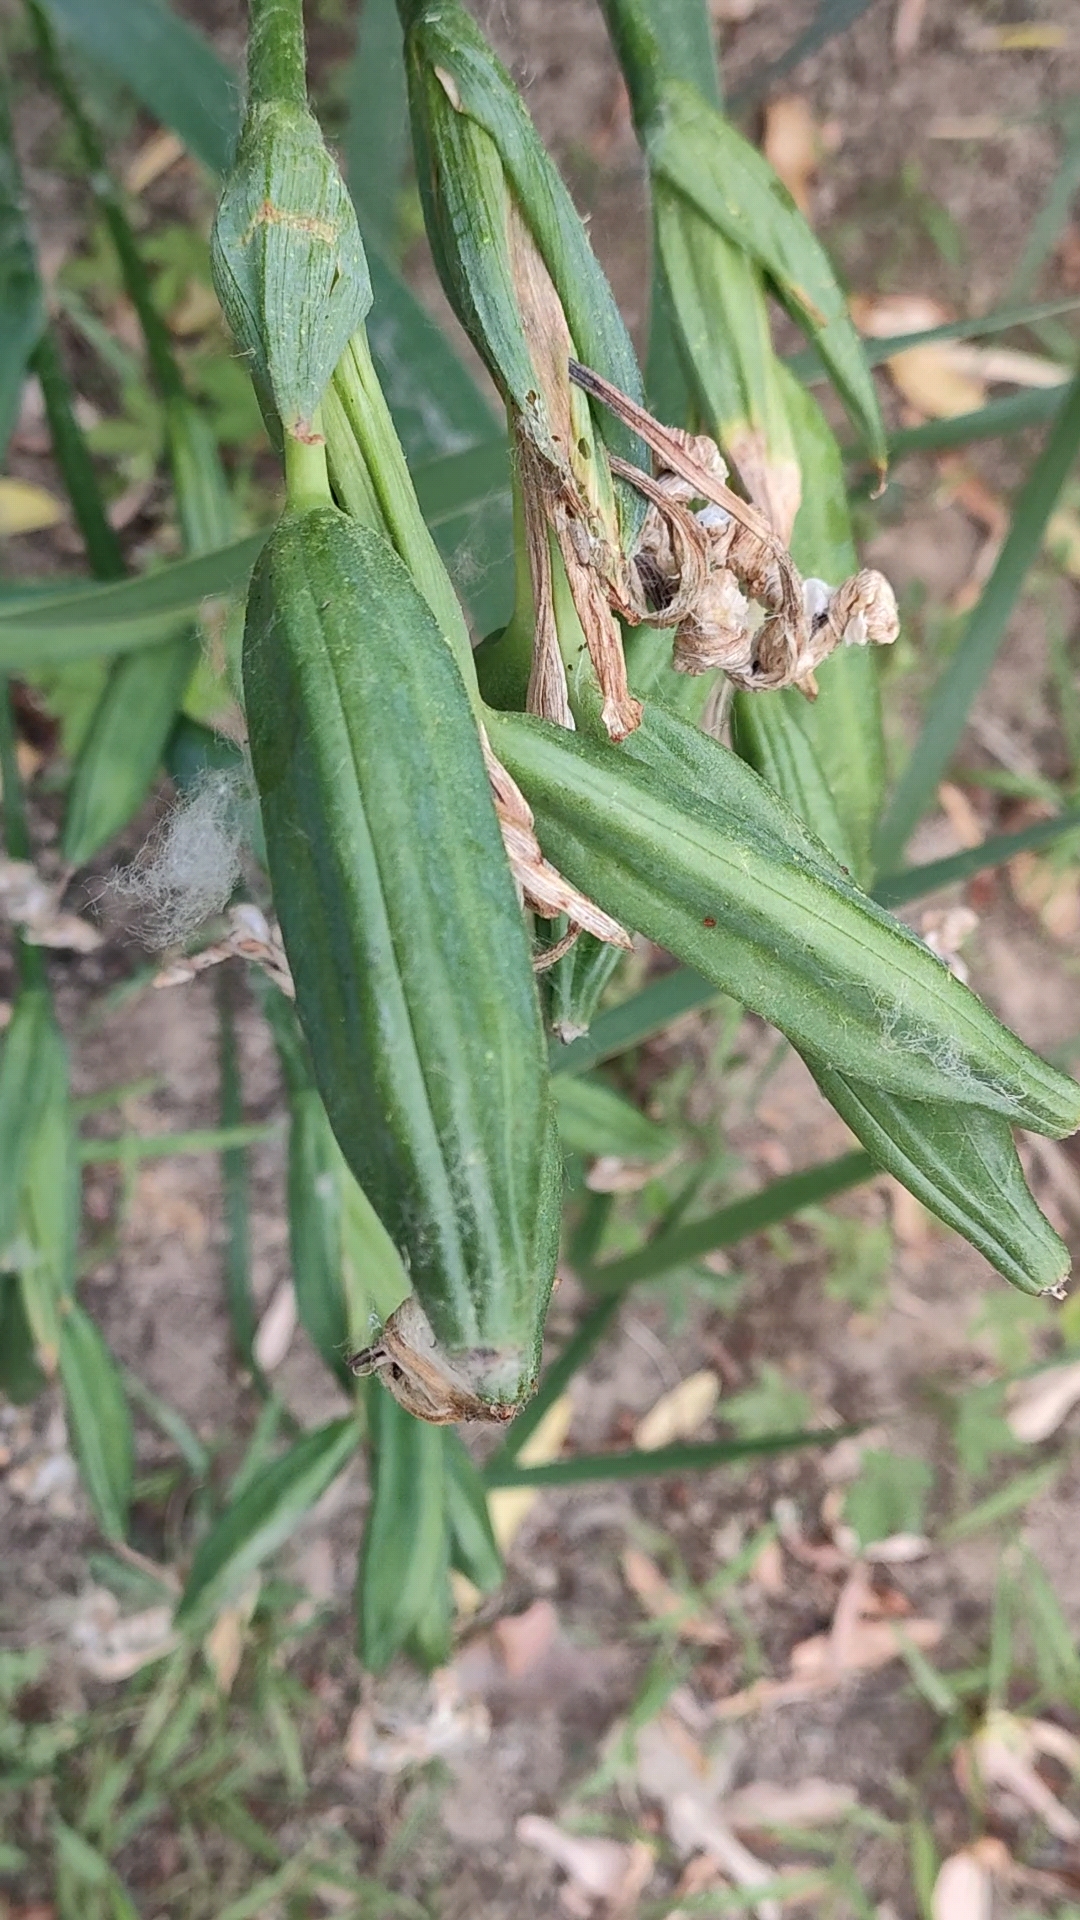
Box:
[647,81,885,465]
[730,0,881,107]
[357,1391,447,1672]
[876,368,1080,867]
[875,809,1080,909]
[484,1425,849,1489]
[0,65,44,457]
[582,1151,871,1292]
[176,1418,360,1630]
[41,0,237,174]
[882,385,1068,463]
[787,296,1080,385]
[345,0,410,255]
[58,1303,133,1540]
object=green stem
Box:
[326,331,481,705]
[30,329,125,581]
[0,684,45,990]
[599,0,721,132]
[283,421,333,512]
[247,0,309,110]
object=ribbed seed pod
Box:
[243,504,559,1420]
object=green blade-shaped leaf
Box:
[345,0,410,253]
[357,1388,447,1672]
[281,1087,351,1386]
[787,296,1080,385]
[61,635,198,863]
[776,360,885,884]
[584,1150,871,1292]
[883,384,1068,463]
[0,1273,47,1404]
[58,1304,133,1540]
[876,809,1080,909]
[801,1059,1068,1296]
[217,976,259,1376]
[876,368,1080,869]
[730,0,883,106]
[176,1417,360,1630]
[365,242,498,461]
[0,533,265,664]
[647,80,885,467]
[444,1429,503,1592]
[484,1425,848,1489]
[554,1073,675,1161]
[490,704,1080,1136]
[40,0,238,175]
[0,63,45,456]
[731,687,857,873]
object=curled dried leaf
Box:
[483,733,631,950]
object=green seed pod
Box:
[399,0,646,553]
[211,102,370,443]
[243,504,558,1421]
[490,702,1080,1139]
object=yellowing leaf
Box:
[634,1371,720,1451]
[0,478,66,537]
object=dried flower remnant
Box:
[569,359,899,700]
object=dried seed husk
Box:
[243,505,558,1419]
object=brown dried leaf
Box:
[123,128,185,194]
[494,1598,559,1676]
[621,1548,727,1646]
[932,1848,994,1920]
[0,478,66,536]
[253,1279,297,1373]
[203,1582,259,1694]
[70,1590,178,1682]
[762,96,819,216]
[937,780,985,849]
[1007,1358,1080,1443]
[886,344,986,419]
[893,0,929,58]
[516,1816,650,1905]
[0,858,102,953]
[1009,851,1080,942]
[483,735,631,948]
[633,1372,720,1451]
[723,1778,858,1830]
[965,1710,1080,1841]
